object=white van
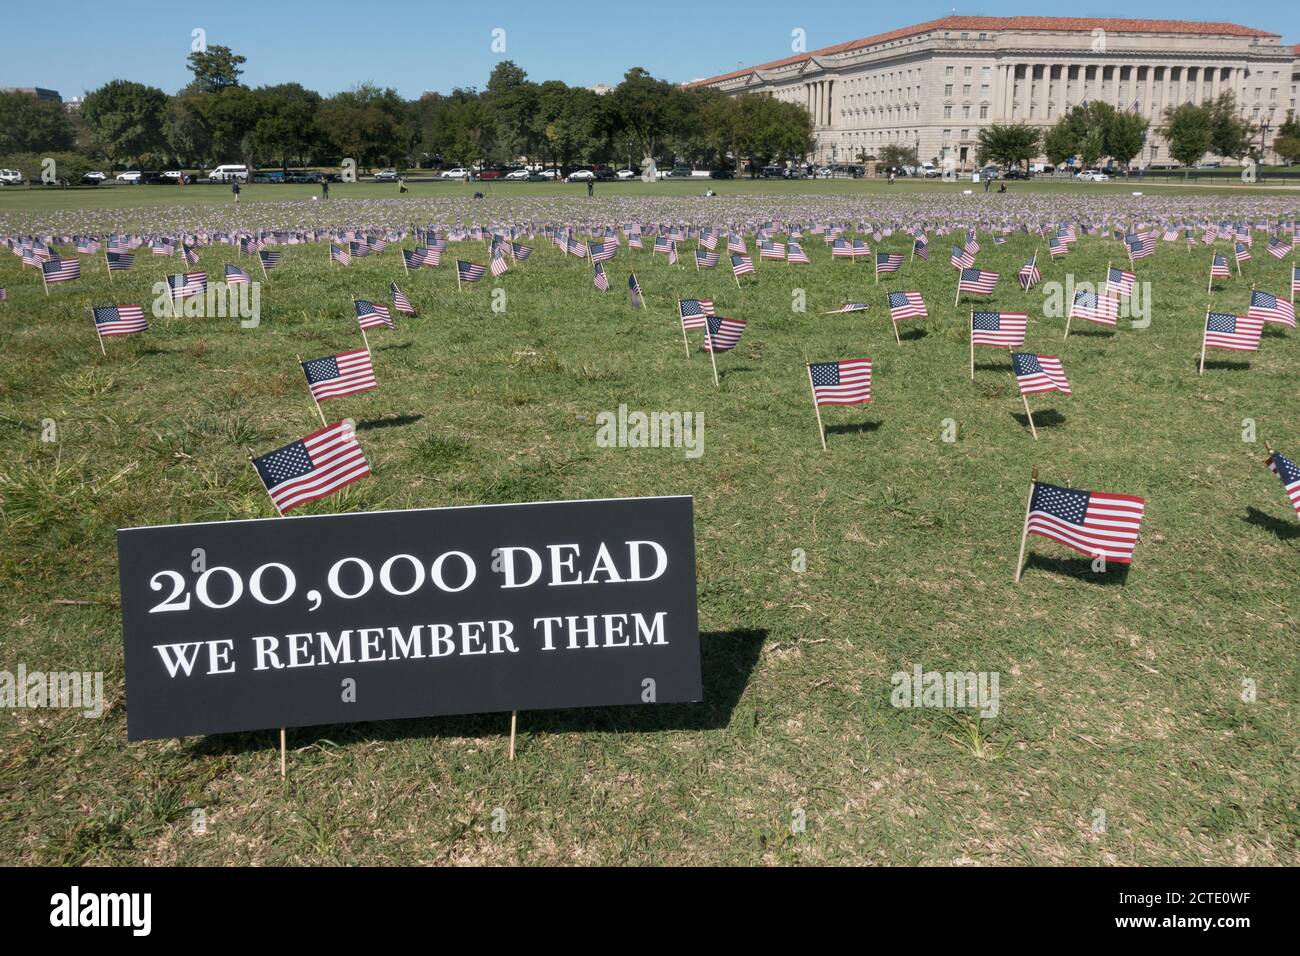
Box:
[0,168,24,185]
[208,164,249,183]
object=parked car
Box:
[252,170,285,184]
[505,168,531,180]
[162,170,183,180]
[760,165,784,179]
[593,166,616,181]
[566,169,595,182]
[373,169,399,182]
[83,171,107,182]
[440,167,471,179]
[709,167,735,179]
[920,162,939,178]
[665,166,694,178]
[115,171,142,183]
[535,168,561,180]
[286,170,322,184]
[0,168,25,185]
[782,167,806,179]
[979,165,1001,180]
[208,164,249,183]
[616,168,637,179]
[478,166,506,180]
[1003,168,1032,180]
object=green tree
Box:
[1043,121,1075,167]
[80,80,169,170]
[486,61,538,166]
[0,91,75,154]
[247,84,323,170]
[1163,101,1213,172]
[1105,111,1149,168]
[319,85,410,170]
[186,44,247,93]
[974,123,1040,170]
[1274,111,1300,165]
[878,143,920,171]
[609,68,685,169]
[1208,93,1253,160]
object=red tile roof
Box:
[688,16,1279,88]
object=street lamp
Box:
[1258,121,1271,165]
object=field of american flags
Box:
[0,184,1297,867]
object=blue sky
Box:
[4,1,1296,99]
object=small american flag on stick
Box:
[252,419,370,514]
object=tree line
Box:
[0,46,814,180]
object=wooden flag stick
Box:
[105,251,113,283]
[1235,250,1242,277]
[246,447,289,779]
[677,301,690,358]
[1198,306,1209,375]
[706,331,720,387]
[1063,311,1073,341]
[969,309,975,379]
[361,327,371,357]
[1207,255,1213,295]
[891,315,901,346]
[297,355,327,426]
[91,308,105,355]
[509,711,517,761]
[1014,467,1039,583]
[805,361,827,451]
[954,278,961,308]
[259,255,268,281]
[1022,393,1038,440]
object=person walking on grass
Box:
[232,179,241,205]
[321,179,329,200]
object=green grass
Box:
[0,186,1297,865]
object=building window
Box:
[963,84,971,96]
[964,66,972,77]
[946,66,954,77]
[942,128,951,141]
[945,84,953,96]
[962,105,971,119]
[980,105,988,118]
[961,129,970,139]
[944,105,952,119]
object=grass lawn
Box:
[0,184,1297,865]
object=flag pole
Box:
[1014,467,1039,583]
[1022,393,1038,440]
[891,314,901,346]
[969,309,975,379]
[509,710,518,761]
[246,446,289,779]
[1063,308,1073,341]
[91,308,105,356]
[259,255,268,281]
[298,355,327,426]
[1207,255,1213,295]
[1198,306,1209,375]
[954,276,961,308]
[705,326,720,387]
[678,301,690,359]
[805,362,827,451]
[105,251,112,283]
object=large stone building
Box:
[688,16,1297,169]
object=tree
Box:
[1163,101,1213,171]
[974,123,1040,170]
[1274,111,1300,165]
[318,85,410,170]
[247,84,323,170]
[609,68,685,169]
[486,61,538,165]
[1043,122,1075,167]
[1208,93,1253,161]
[0,91,75,154]
[80,80,169,170]
[1105,111,1149,168]
[878,143,920,171]
[187,45,247,93]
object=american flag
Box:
[832,238,855,259]
[696,247,720,268]
[1027,481,1145,564]
[1048,237,1068,258]
[224,263,251,285]
[1234,241,1251,263]
[964,232,980,254]
[950,245,975,269]
[167,272,206,300]
[1106,267,1136,297]
[151,238,175,256]
[1293,265,1300,294]
[1210,253,1231,278]
[1203,311,1262,351]
[875,252,903,275]
[1247,290,1295,327]
[679,298,713,329]
[252,419,370,514]
[786,242,810,264]
[1012,353,1071,395]
[824,303,869,314]
[1070,289,1118,325]
[302,350,377,401]
[259,250,282,270]
[912,237,930,261]
[589,239,616,262]
[727,234,746,254]
[355,299,394,329]
[808,359,872,405]
[106,251,134,272]
[958,268,998,295]
[490,252,510,277]
[971,311,1027,347]
[511,242,532,261]
[1266,237,1290,259]
[593,262,609,291]
[888,291,927,320]
[0,288,6,301]
[1266,449,1300,517]
[759,240,786,261]
[628,233,644,251]
[653,236,672,255]
[731,253,754,277]
[1126,234,1155,260]
[1018,254,1041,291]
[92,305,147,337]
[41,256,81,284]
[703,315,746,352]
[182,243,200,266]
[457,260,486,283]
[852,239,871,259]
[628,273,643,309]
[391,281,415,315]
[330,244,351,265]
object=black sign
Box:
[117,496,700,740]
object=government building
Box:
[687,16,1298,169]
